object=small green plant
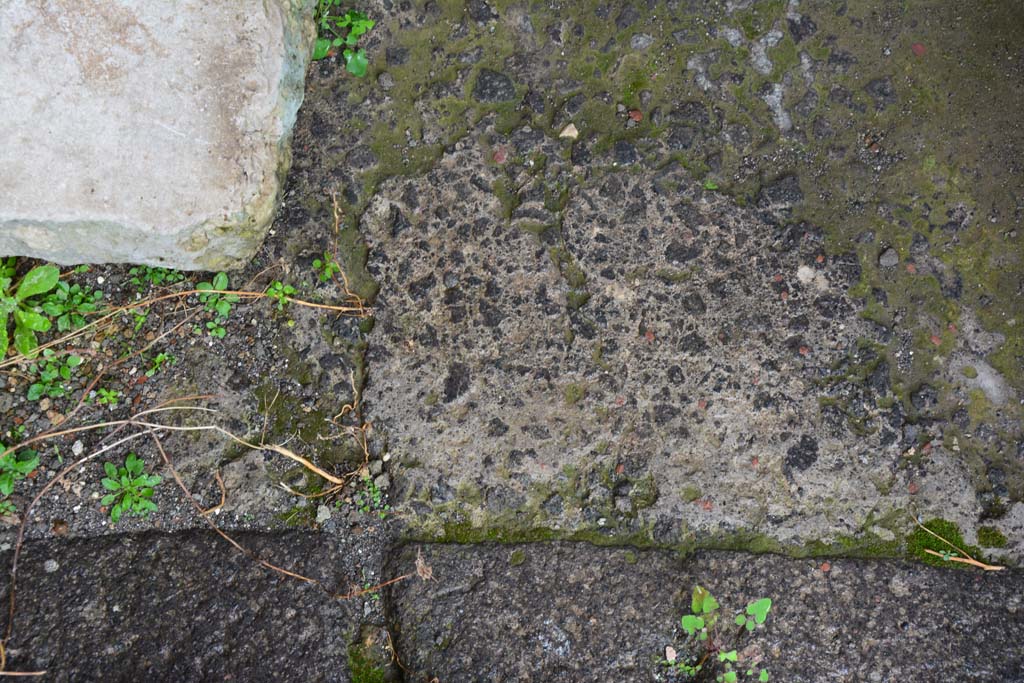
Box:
[265,281,297,310]
[0,442,39,515]
[703,179,719,191]
[0,261,61,360]
[100,453,161,523]
[40,280,104,332]
[665,585,771,682]
[93,388,121,407]
[26,349,83,401]
[128,265,185,291]
[312,2,374,76]
[195,272,239,338]
[313,251,343,282]
[354,474,390,519]
[131,307,149,332]
[145,352,176,377]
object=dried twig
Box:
[914,518,1005,571]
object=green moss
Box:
[977,526,1007,548]
[509,549,527,566]
[907,518,987,568]
[348,644,385,683]
[681,485,702,503]
[623,550,638,564]
[630,475,659,510]
[563,382,586,405]
[566,291,591,310]
[961,365,978,379]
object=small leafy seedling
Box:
[313,1,374,76]
[0,442,39,515]
[101,453,161,523]
[93,388,121,407]
[313,251,343,282]
[27,349,83,401]
[354,474,390,519]
[40,280,104,332]
[145,352,176,377]
[128,266,185,291]
[196,272,239,338]
[666,585,771,682]
[0,261,61,360]
[266,281,297,310]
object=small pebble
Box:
[43,559,59,573]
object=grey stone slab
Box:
[0,531,378,681]
[361,137,1016,560]
[388,542,1024,682]
[0,0,315,270]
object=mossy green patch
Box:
[977,526,1007,549]
[509,548,527,566]
[907,518,988,568]
[348,643,386,683]
[563,382,586,405]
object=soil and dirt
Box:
[1,0,1022,680]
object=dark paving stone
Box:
[388,543,1024,682]
[0,531,383,682]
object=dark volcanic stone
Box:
[788,15,817,42]
[615,5,639,28]
[443,362,471,401]
[613,140,638,165]
[466,0,495,22]
[473,68,517,102]
[785,434,819,472]
[865,76,897,110]
[759,174,804,208]
[667,126,697,150]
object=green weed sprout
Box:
[667,585,771,682]
[313,2,374,76]
[0,261,61,360]
[101,453,161,523]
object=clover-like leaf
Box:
[680,614,704,636]
[719,650,738,663]
[759,670,770,682]
[344,48,369,77]
[746,598,772,624]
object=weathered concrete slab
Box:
[0,531,387,681]
[0,0,315,270]
[362,137,1019,560]
[389,543,1024,682]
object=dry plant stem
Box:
[151,435,416,600]
[151,435,318,585]
[921,549,1005,571]
[201,470,227,516]
[914,518,1005,571]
